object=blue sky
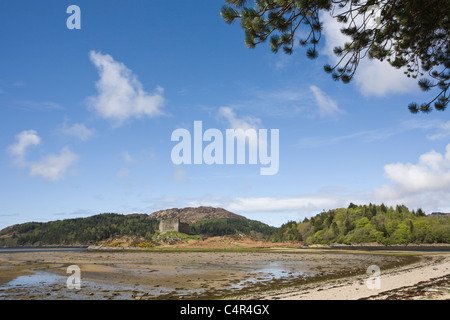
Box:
[1,0,449,229]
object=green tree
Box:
[348,202,358,210]
[356,217,370,229]
[391,222,411,244]
[343,215,353,235]
[221,0,449,113]
[415,208,426,217]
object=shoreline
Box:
[2,242,450,250]
[232,252,450,300]
[327,244,450,252]
[1,249,446,300]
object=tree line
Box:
[0,214,159,246]
[270,203,450,244]
[189,218,276,239]
[1,204,448,246]
[0,214,276,246]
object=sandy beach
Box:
[238,252,450,300]
[0,248,448,300]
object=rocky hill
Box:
[147,206,245,223]
[430,212,450,217]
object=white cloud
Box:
[187,188,360,215]
[233,86,310,119]
[172,167,187,183]
[321,12,416,97]
[218,106,261,131]
[8,130,78,182]
[218,106,264,152]
[272,53,294,71]
[116,169,130,179]
[29,146,79,182]
[297,119,444,148]
[12,81,27,87]
[355,60,417,97]
[14,100,63,111]
[309,85,342,117]
[427,121,450,141]
[88,51,165,126]
[7,130,41,165]
[121,151,134,163]
[225,196,345,213]
[374,144,450,211]
[186,193,359,225]
[59,122,95,141]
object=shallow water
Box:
[0,259,315,300]
[0,270,162,300]
[0,247,87,254]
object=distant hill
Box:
[0,207,271,247]
[148,206,246,223]
[430,212,450,217]
[0,213,160,247]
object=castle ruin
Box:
[159,218,190,234]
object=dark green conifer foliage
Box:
[221,0,449,113]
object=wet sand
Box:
[0,249,446,300]
[238,253,450,300]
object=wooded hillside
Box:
[270,204,450,244]
[1,204,448,246]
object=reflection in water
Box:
[0,259,314,300]
[0,270,160,300]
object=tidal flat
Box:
[0,249,421,300]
